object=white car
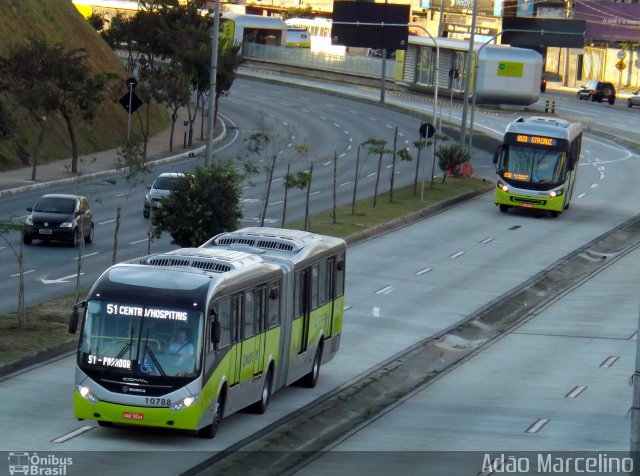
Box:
[143,172,185,218]
[628,89,640,108]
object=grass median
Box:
[0,176,492,373]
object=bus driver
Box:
[169,328,194,359]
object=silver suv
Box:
[143,172,185,218]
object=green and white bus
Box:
[70,228,346,438]
[493,116,582,217]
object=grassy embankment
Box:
[0,0,169,171]
[0,176,492,368]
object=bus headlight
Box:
[77,385,99,403]
[170,394,199,412]
[549,188,564,198]
[497,180,509,192]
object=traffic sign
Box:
[419,122,435,139]
[119,91,142,113]
[617,50,626,60]
[615,60,627,72]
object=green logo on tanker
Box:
[497,61,524,77]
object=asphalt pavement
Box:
[0,71,595,200]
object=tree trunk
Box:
[304,163,313,231]
[31,118,47,181]
[351,145,361,215]
[169,109,178,152]
[373,153,383,208]
[390,127,398,203]
[260,154,277,227]
[413,142,422,196]
[281,163,290,227]
[332,152,337,224]
[62,111,79,174]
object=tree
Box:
[0,221,26,328]
[243,117,295,226]
[0,100,15,143]
[87,12,107,31]
[153,161,244,247]
[0,40,117,175]
[281,6,314,20]
[362,138,392,208]
[436,143,471,183]
[150,60,192,152]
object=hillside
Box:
[0,0,169,171]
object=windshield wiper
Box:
[142,329,167,378]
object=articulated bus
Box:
[70,227,346,438]
[493,116,582,217]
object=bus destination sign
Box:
[516,134,557,147]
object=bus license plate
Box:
[522,203,533,208]
[123,412,144,421]
[39,229,52,234]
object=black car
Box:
[24,194,94,246]
[577,80,616,105]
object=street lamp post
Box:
[205,0,221,167]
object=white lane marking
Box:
[450,251,465,259]
[480,237,494,244]
[11,270,35,277]
[41,273,85,284]
[75,252,99,259]
[340,181,352,186]
[578,193,586,198]
[375,285,395,295]
[525,418,549,433]
[99,219,116,225]
[565,386,587,399]
[415,267,432,275]
[590,183,599,188]
[130,239,148,245]
[52,425,94,443]
[600,356,619,368]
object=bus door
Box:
[297,269,311,354]
[326,258,335,338]
[252,286,267,375]
[240,289,261,382]
[226,295,241,386]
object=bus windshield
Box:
[78,300,204,379]
[500,146,567,186]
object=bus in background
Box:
[72,0,140,20]
[493,116,582,217]
[285,17,347,55]
[70,228,346,438]
[221,13,287,52]
[286,27,311,48]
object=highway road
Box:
[1,75,640,475]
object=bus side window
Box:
[243,289,255,340]
[267,280,281,329]
[215,298,232,349]
[294,270,305,319]
[318,261,328,306]
[336,253,345,297]
[256,286,266,333]
[311,265,319,310]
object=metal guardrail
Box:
[242,43,397,80]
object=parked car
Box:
[143,172,185,218]
[627,89,640,108]
[577,80,616,104]
[24,194,94,246]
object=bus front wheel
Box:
[198,395,224,439]
[499,205,509,213]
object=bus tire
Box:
[550,211,559,218]
[97,421,114,427]
[250,367,273,415]
[198,394,224,439]
[302,344,323,388]
[499,204,509,213]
